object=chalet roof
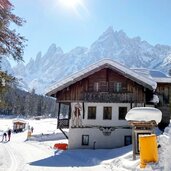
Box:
[13,119,27,124]
[133,68,171,83]
[152,77,171,83]
[46,59,157,96]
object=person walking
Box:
[31,126,34,133]
[1,132,7,142]
[7,129,12,141]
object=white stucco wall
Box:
[68,127,132,149]
[82,103,131,127]
[68,102,144,149]
[70,102,146,128]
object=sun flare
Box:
[59,0,82,9]
[57,0,89,18]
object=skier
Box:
[7,129,12,141]
[1,132,7,142]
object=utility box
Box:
[134,129,153,154]
[139,134,158,168]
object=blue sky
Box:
[12,0,171,65]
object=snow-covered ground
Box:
[0,117,170,171]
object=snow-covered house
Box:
[13,119,27,133]
[46,59,157,149]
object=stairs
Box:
[59,128,68,139]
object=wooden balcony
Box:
[81,92,140,103]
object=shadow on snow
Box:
[30,145,131,167]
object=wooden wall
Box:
[56,68,149,103]
[156,83,171,130]
[156,83,171,105]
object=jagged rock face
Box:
[2,27,171,94]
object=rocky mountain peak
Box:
[4,27,170,94]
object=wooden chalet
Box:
[46,59,157,149]
[153,77,171,130]
[132,69,171,130]
[13,119,27,133]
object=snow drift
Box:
[125,107,162,124]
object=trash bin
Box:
[139,134,158,168]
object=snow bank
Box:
[155,122,171,171]
[125,107,162,124]
[28,132,68,142]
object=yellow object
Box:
[27,131,32,138]
[139,134,158,168]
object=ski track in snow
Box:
[0,137,54,171]
[3,143,18,171]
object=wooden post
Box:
[57,102,61,129]
[152,125,155,134]
[132,126,136,160]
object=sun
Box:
[59,0,82,9]
[57,0,89,18]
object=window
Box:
[82,135,89,145]
[103,107,112,120]
[59,103,70,119]
[124,136,132,146]
[119,107,127,120]
[94,82,99,92]
[88,107,96,119]
[114,82,122,92]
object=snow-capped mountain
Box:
[2,27,171,94]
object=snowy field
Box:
[0,116,170,171]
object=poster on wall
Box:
[71,102,83,127]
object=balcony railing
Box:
[57,119,69,129]
[81,92,139,103]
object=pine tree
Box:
[0,0,26,61]
[0,0,26,108]
[0,71,15,108]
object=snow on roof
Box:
[13,119,27,124]
[152,77,171,83]
[133,68,171,83]
[125,107,162,124]
[46,59,157,96]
